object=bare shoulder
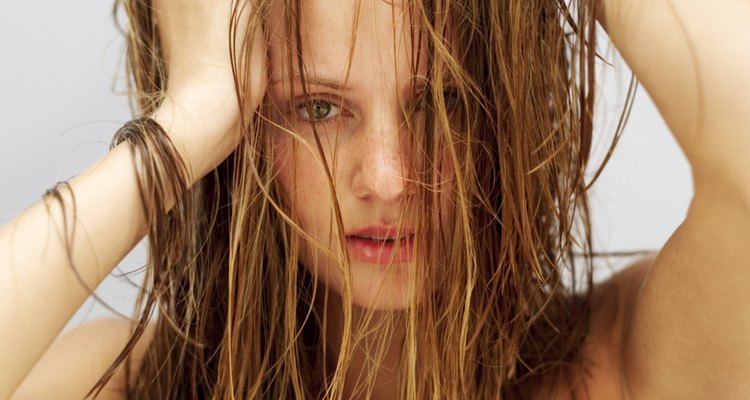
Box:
[12,318,155,400]
[541,255,656,400]
[577,254,656,399]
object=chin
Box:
[350,280,411,311]
[307,258,417,311]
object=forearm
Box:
[601,0,750,190]
[0,90,242,397]
[0,0,262,395]
[0,141,148,398]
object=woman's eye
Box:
[297,99,341,122]
[414,88,461,112]
[442,89,460,110]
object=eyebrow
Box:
[271,73,457,97]
[272,75,351,92]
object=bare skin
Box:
[1,1,264,398]
[10,256,652,399]
[4,0,750,399]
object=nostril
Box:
[352,158,409,202]
[350,118,412,202]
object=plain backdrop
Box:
[0,2,693,330]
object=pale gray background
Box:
[0,3,693,331]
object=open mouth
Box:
[351,233,415,242]
[345,233,415,264]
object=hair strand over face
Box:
[84,0,642,398]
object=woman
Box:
[2,0,749,398]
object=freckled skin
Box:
[267,0,434,310]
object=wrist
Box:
[151,87,241,183]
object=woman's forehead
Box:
[266,0,426,95]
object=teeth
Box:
[356,235,391,241]
[355,234,413,241]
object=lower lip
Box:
[345,236,414,265]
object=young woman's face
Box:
[267,0,441,310]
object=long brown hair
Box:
[89,0,630,398]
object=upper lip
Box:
[346,226,415,239]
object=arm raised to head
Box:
[601,0,750,191]
[0,1,266,397]
[599,1,750,398]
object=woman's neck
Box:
[319,293,405,400]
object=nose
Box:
[351,109,410,203]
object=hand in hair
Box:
[0,2,268,398]
[151,0,267,182]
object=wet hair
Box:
[86,0,635,398]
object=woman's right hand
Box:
[1,4,266,398]
[151,0,267,181]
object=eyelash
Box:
[290,88,461,126]
[415,88,461,111]
[294,97,345,125]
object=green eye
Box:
[414,88,461,112]
[298,99,340,122]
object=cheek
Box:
[272,134,335,244]
[273,135,351,297]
